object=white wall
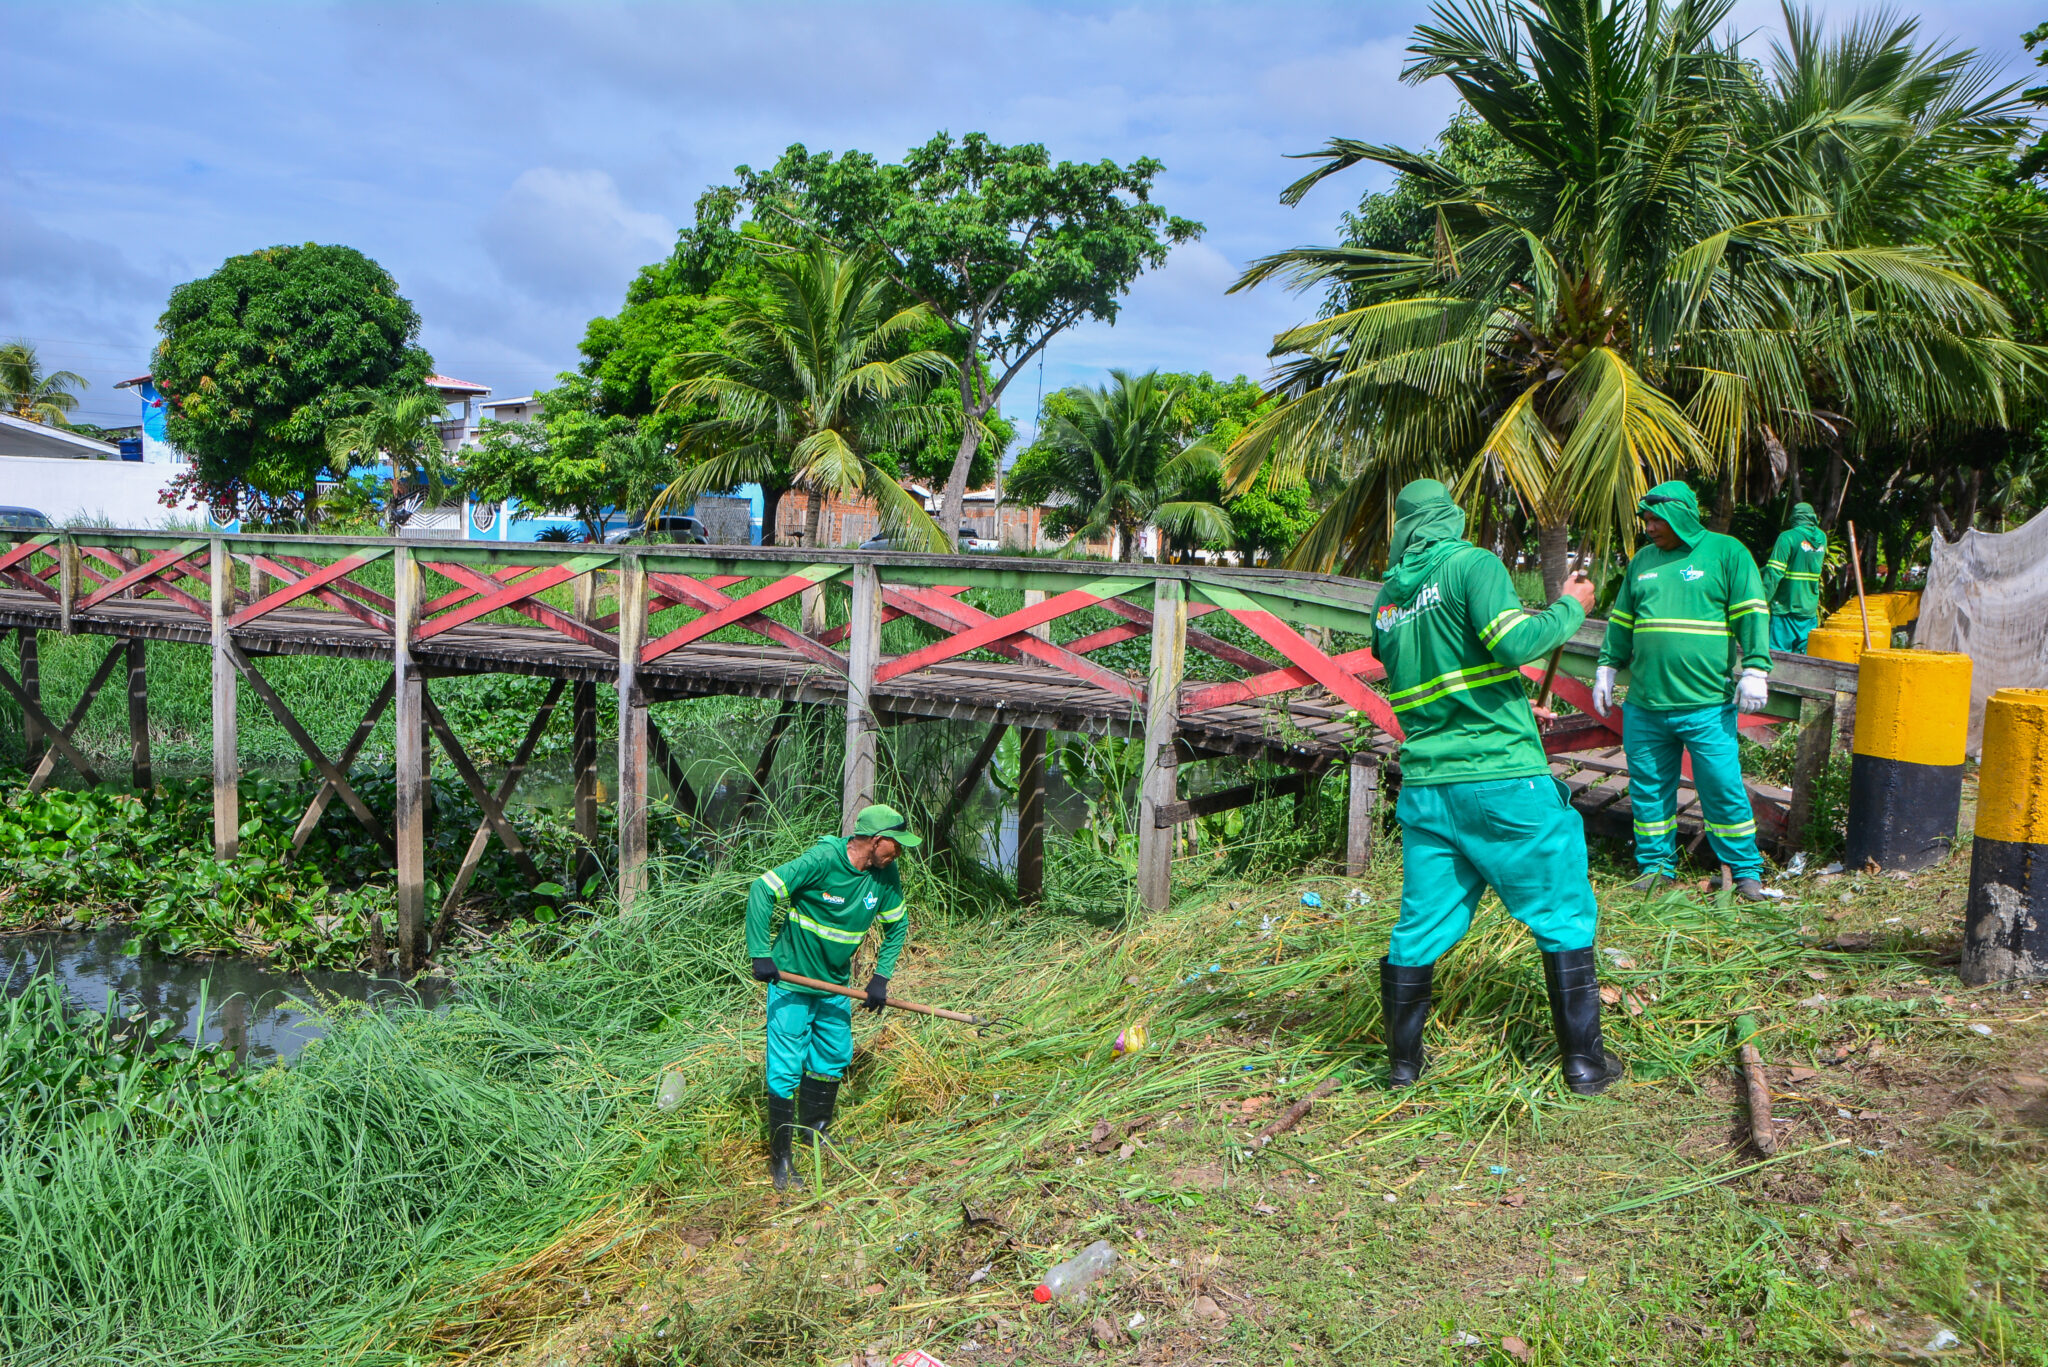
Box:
[0,454,190,529]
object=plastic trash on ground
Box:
[1033,1240,1119,1304]
[1111,1023,1148,1059]
[656,1071,687,1111]
[892,1352,951,1367]
[1300,891,1323,908]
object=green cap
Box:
[853,803,922,848]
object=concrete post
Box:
[1136,580,1186,912]
[1844,649,1970,872]
[1961,688,2048,985]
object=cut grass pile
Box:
[2,812,2042,1366]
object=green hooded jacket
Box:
[1371,480,1585,785]
[1760,502,1827,618]
[1598,481,1771,709]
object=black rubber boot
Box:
[766,1091,801,1191]
[1379,958,1434,1088]
[797,1075,841,1145]
[1541,949,1626,1096]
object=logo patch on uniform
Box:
[1681,566,1704,581]
[864,892,879,910]
[820,893,845,904]
[1376,583,1443,632]
[1637,570,1658,581]
[1799,540,1814,552]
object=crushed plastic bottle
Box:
[1032,1240,1119,1304]
[656,1071,688,1111]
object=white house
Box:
[0,413,190,528]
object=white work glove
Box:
[1736,668,1770,715]
[1592,665,1617,718]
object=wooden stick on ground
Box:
[773,970,984,1025]
[1734,1014,1778,1156]
[1845,521,1873,651]
[1253,1077,1342,1149]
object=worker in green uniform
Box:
[1371,479,1624,1096]
[1593,481,1774,900]
[745,803,919,1190]
[1760,502,1828,653]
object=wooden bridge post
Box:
[570,573,600,891]
[800,583,828,638]
[392,545,426,972]
[1345,753,1380,877]
[616,551,650,911]
[1017,728,1047,903]
[16,629,42,769]
[127,637,151,792]
[1780,694,1837,855]
[209,540,238,860]
[57,534,77,635]
[1136,579,1186,912]
[841,563,882,831]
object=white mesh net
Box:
[1918,504,2048,757]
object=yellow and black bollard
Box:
[1962,689,2048,985]
[1844,649,1971,872]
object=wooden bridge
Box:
[0,530,1858,972]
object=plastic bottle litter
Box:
[1111,1023,1149,1059]
[656,1071,688,1111]
[1033,1240,1119,1304]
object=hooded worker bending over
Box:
[1371,479,1623,1096]
[746,803,919,1190]
[1760,502,1827,653]
[1593,482,1773,900]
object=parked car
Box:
[0,506,53,530]
[604,514,708,545]
[859,527,997,553]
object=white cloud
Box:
[477,168,675,305]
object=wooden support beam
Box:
[1781,693,1837,856]
[393,546,426,972]
[570,681,599,892]
[25,638,123,792]
[435,678,565,944]
[17,628,42,768]
[126,637,151,791]
[1346,753,1381,877]
[1017,728,1047,903]
[0,644,108,791]
[732,703,796,816]
[418,686,544,884]
[210,540,237,861]
[800,582,828,637]
[616,552,650,911]
[842,563,882,831]
[223,639,395,857]
[290,678,394,857]
[645,719,699,817]
[932,722,1008,855]
[1136,580,1187,912]
[1153,769,1314,828]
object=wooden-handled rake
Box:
[773,971,1002,1031]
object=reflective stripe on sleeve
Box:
[759,869,789,900]
[789,911,865,945]
[1478,608,1526,649]
[878,904,906,924]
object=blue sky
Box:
[6,0,2041,439]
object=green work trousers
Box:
[1622,701,1763,881]
[1769,612,1817,653]
[1389,775,1599,966]
[765,982,853,1100]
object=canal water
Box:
[2,925,447,1065]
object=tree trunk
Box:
[1786,447,1804,505]
[1957,467,1982,534]
[1711,454,1737,533]
[1820,449,1849,530]
[1538,517,1571,601]
[759,485,785,546]
[804,489,825,548]
[940,422,980,550]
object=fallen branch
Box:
[1735,1014,1778,1156]
[1253,1077,1341,1148]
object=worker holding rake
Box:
[1371,479,1625,1096]
[1759,501,1828,653]
[745,803,918,1190]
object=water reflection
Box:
[2,927,446,1065]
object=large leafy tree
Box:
[462,390,672,545]
[153,243,433,497]
[701,133,1203,537]
[1007,369,1231,562]
[0,341,88,426]
[655,241,957,550]
[1229,0,2042,591]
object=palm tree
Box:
[1007,370,1232,562]
[1227,0,2038,588]
[655,242,958,551]
[0,341,89,426]
[323,389,453,531]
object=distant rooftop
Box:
[428,374,491,395]
[480,395,536,409]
